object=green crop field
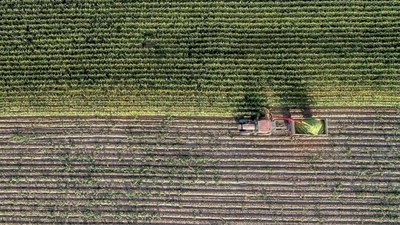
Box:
[1,0,399,116]
[1,1,400,224]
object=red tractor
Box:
[237,109,328,136]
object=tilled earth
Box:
[0,107,399,224]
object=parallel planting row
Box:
[1,0,399,116]
[0,107,399,224]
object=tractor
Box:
[237,108,328,136]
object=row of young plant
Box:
[1,0,396,8]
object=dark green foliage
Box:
[0,0,399,115]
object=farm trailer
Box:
[238,117,328,136]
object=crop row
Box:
[1,0,399,8]
[2,53,399,62]
[2,16,400,24]
[2,30,399,39]
[22,79,393,86]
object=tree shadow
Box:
[272,60,314,119]
[232,73,314,120]
[276,73,313,118]
[233,77,269,120]
[233,71,313,120]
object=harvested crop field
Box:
[1,107,399,224]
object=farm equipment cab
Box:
[237,109,328,136]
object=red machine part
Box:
[272,116,303,124]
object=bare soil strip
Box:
[0,107,399,224]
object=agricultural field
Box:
[1,0,400,224]
[0,107,399,224]
[1,0,400,116]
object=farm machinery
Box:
[237,109,328,136]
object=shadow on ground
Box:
[233,77,269,119]
[233,70,315,119]
[272,70,314,118]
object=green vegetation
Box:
[1,0,399,116]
